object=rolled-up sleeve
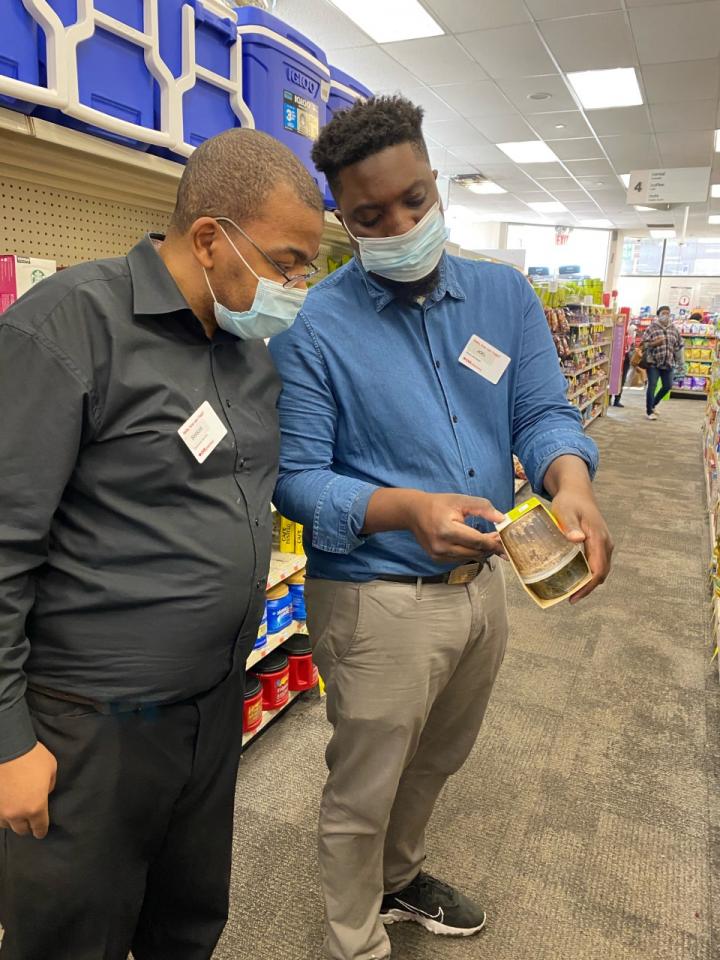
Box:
[269,314,379,555]
[0,323,92,762]
[512,281,599,494]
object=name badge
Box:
[178,401,228,463]
[459,335,511,385]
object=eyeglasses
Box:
[216,217,320,288]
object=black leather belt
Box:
[375,559,489,586]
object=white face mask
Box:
[345,202,448,283]
[204,221,307,341]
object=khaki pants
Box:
[306,561,509,960]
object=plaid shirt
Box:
[642,320,683,368]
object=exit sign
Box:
[627,167,711,204]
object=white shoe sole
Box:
[380,908,486,937]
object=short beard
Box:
[370,265,441,303]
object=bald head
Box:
[169,128,324,234]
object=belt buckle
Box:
[447,561,481,585]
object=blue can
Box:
[254,605,268,650]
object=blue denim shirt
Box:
[269,254,598,581]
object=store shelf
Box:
[564,357,611,379]
[267,552,306,590]
[568,374,607,402]
[242,689,305,748]
[568,339,612,354]
[246,621,307,671]
[671,388,708,398]
[583,408,604,429]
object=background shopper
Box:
[270,95,613,960]
[0,129,323,960]
[642,305,683,420]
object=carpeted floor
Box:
[217,388,720,960]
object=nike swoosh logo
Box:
[395,898,444,923]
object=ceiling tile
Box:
[655,129,714,165]
[469,114,536,142]
[424,0,530,32]
[650,100,717,134]
[274,0,372,50]
[424,118,493,148]
[630,1,720,65]
[575,177,618,190]
[547,188,594,200]
[512,190,554,200]
[381,86,459,124]
[600,134,661,168]
[326,45,418,90]
[540,13,637,72]
[497,76,578,114]
[519,162,568,178]
[565,159,616,177]
[431,81,516,117]
[459,24,557,79]
[530,111,594,138]
[533,175,576,185]
[381,36,488,86]
[564,202,601,212]
[449,144,514,166]
[585,106,652,137]
[545,138,604,161]
[640,59,720,104]
[527,0,621,18]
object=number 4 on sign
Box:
[634,181,643,193]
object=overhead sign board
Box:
[627,167,711,205]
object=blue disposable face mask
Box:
[204,223,307,340]
[345,202,448,283]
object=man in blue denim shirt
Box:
[269,97,612,960]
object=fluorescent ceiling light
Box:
[635,205,655,212]
[580,219,613,228]
[567,68,643,110]
[715,130,720,152]
[708,215,720,224]
[619,174,630,188]
[711,184,720,198]
[496,140,560,164]
[466,181,507,195]
[650,228,675,238]
[327,0,443,43]
[527,201,568,213]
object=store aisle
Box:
[218,391,719,960]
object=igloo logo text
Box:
[286,67,318,98]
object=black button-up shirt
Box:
[0,235,280,761]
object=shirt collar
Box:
[356,253,467,313]
[127,234,192,317]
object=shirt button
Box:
[225,399,232,408]
[256,579,264,590]
[435,360,441,369]
[468,468,476,478]
[452,415,458,424]
[236,497,242,505]
[238,458,246,469]
[254,517,260,527]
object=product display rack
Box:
[672,323,717,399]
[545,303,613,428]
[702,340,720,677]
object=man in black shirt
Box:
[0,128,324,960]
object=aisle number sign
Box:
[627,167,710,205]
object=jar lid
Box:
[251,650,289,674]
[287,570,306,585]
[244,674,262,698]
[282,634,312,656]
[266,583,290,600]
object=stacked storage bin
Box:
[324,64,372,208]
[157,0,252,159]
[235,8,330,197]
[0,0,68,112]
[40,0,174,149]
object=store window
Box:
[663,238,720,277]
[620,237,664,276]
[507,223,611,280]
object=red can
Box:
[282,635,319,692]
[243,674,264,734]
[252,650,290,710]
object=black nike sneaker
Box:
[379,871,487,937]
